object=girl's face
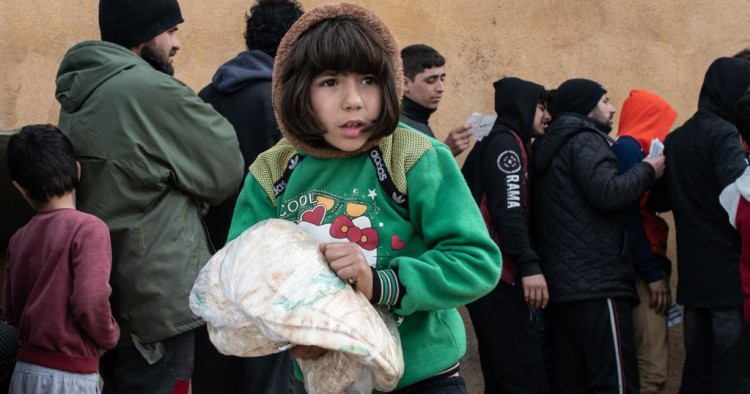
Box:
[310,71,383,152]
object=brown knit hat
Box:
[272,3,403,158]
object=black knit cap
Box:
[99,0,184,49]
[550,78,607,118]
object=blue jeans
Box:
[679,306,750,394]
[100,329,195,394]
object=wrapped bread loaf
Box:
[190,219,404,393]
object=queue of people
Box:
[3,0,750,393]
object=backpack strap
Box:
[270,146,408,208]
[367,146,408,208]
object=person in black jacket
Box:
[656,57,750,394]
[462,77,552,393]
[192,1,306,393]
[532,78,664,393]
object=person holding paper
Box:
[399,44,473,157]
[462,77,552,393]
[611,89,678,393]
[532,78,664,393]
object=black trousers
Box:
[192,325,306,394]
[467,281,551,394]
[547,298,639,394]
[679,306,750,394]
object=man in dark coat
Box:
[462,77,552,393]
[532,78,664,393]
[192,1,306,393]
[657,57,750,393]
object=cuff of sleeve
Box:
[517,260,543,278]
[641,161,656,179]
[655,253,672,277]
[370,268,405,307]
[642,266,665,283]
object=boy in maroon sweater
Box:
[4,124,119,393]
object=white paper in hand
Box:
[649,138,664,157]
[467,112,497,141]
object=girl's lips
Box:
[340,126,364,137]
[340,121,366,137]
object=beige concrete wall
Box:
[2,3,733,390]
[2,0,750,158]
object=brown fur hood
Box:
[271,3,403,158]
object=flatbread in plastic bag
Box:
[190,219,404,393]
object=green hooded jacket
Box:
[55,41,244,344]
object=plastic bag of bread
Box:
[190,219,404,393]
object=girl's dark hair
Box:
[277,17,400,148]
[6,124,78,203]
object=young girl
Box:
[227,3,501,392]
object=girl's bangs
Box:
[304,18,390,76]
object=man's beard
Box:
[141,45,175,76]
[590,108,613,129]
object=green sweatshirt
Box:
[228,127,501,388]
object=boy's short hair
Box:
[735,91,750,143]
[277,17,400,148]
[6,124,78,203]
[401,44,445,81]
[245,0,304,57]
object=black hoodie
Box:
[661,57,750,308]
[532,111,655,303]
[462,77,544,284]
[199,49,281,248]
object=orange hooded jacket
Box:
[616,89,678,256]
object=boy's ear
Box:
[403,75,412,94]
[76,161,81,182]
[11,180,33,208]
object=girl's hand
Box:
[319,242,373,301]
[290,345,327,360]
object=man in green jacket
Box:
[54,0,244,392]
